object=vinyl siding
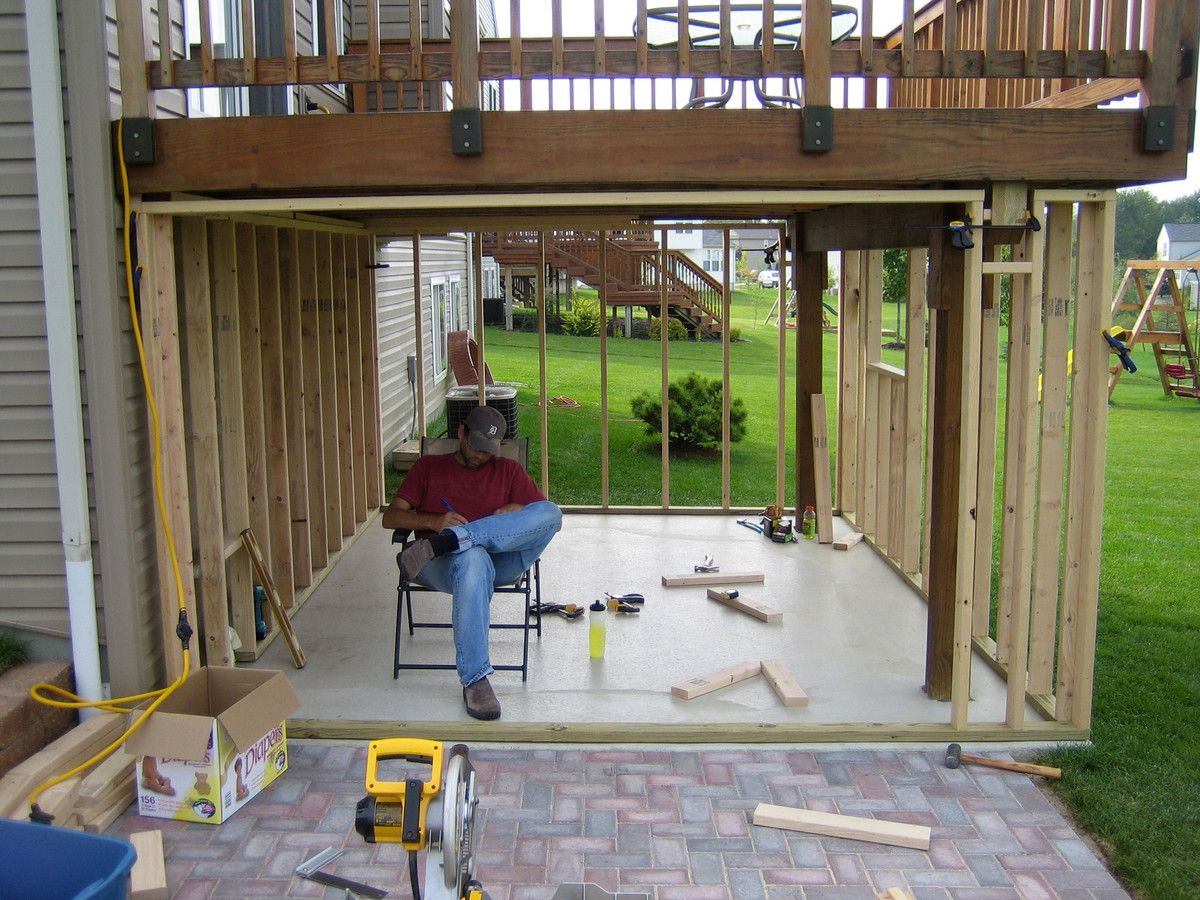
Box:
[376,234,471,457]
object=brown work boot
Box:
[462,676,500,720]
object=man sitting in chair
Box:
[382,406,562,720]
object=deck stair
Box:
[483,230,724,338]
[1108,261,1200,399]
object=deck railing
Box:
[121,0,1189,116]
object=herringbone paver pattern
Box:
[107,741,1127,899]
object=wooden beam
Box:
[753,803,931,851]
[671,661,761,699]
[209,221,256,652]
[297,231,328,569]
[794,248,824,512]
[801,203,938,250]
[358,235,384,509]
[836,251,861,515]
[925,213,966,702]
[901,248,926,576]
[760,659,809,707]
[706,589,783,623]
[276,228,312,590]
[127,109,1189,196]
[331,235,356,538]
[141,214,198,680]
[345,237,368,522]
[1023,77,1140,108]
[662,571,765,587]
[255,225,295,608]
[810,394,834,543]
[178,217,232,666]
[316,232,343,553]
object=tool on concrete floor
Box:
[550,886,649,899]
[605,599,641,614]
[356,739,487,900]
[738,517,795,543]
[943,743,1062,779]
[537,603,585,620]
[296,847,389,898]
[709,589,739,601]
[693,554,719,573]
[604,592,644,604]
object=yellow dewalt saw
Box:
[355,739,486,900]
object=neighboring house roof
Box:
[702,230,724,248]
[731,228,778,247]
[1161,223,1200,243]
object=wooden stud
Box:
[537,232,549,491]
[836,251,861,516]
[141,214,198,680]
[810,395,834,543]
[887,378,906,563]
[1029,200,1071,694]
[412,235,427,438]
[359,235,384,508]
[1058,197,1116,728]
[775,226,787,510]
[760,659,809,707]
[209,221,256,652]
[599,230,610,508]
[860,369,879,537]
[902,248,926,576]
[873,375,892,552]
[316,232,343,553]
[660,228,670,508]
[671,661,761,700]
[722,228,732,509]
[662,571,765,587]
[707,588,783,623]
[0,714,124,819]
[128,830,168,900]
[255,225,295,608]
[178,217,232,666]
[972,244,1002,640]
[345,237,368,523]
[276,228,313,589]
[297,230,329,569]
[753,803,931,851]
[330,235,356,539]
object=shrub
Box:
[728,326,742,342]
[561,298,601,336]
[649,316,689,342]
[630,372,748,448]
[0,629,29,676]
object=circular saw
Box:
[355,739,487,900]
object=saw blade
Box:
[441,745,478,896]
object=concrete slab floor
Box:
[249,513,1043,738]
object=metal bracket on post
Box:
[801,105,833,153]
[452,108,483,156]
[119,117,155,164]
[1142,106,1175,152]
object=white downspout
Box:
[26,0,103,715]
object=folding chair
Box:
[391,437,543,681]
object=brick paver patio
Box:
[107,740,1127,899]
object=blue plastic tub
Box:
[0,819,136,899]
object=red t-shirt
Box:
[397,451,546,536]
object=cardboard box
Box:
[124,668,298,824]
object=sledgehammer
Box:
[944,743,1061,780]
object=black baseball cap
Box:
[463,405,506,455]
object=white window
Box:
[703,248,723,274]
[431,278,449,380]
[184,0,248,117]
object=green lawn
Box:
[425,287,1198,898]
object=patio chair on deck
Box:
[391,436,543,681]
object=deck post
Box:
[925,209,967,702]
[793,231,824,512]
[451,0,482,155]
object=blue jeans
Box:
[416,500,562,686]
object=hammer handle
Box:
[959,753,1061,779]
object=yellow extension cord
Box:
[22,120,192,820]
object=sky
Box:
[491,0,1199,200]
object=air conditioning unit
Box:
[446,386,519,440]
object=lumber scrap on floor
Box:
[752,802,931,850]
[706,589,783,623]
[662,571,765,587]
[833,531,865,551]
[130,830,169,900]
[671,661,761,700]
[760,659,809,707]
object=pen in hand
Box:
[439,497,459,514]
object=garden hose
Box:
[24,120,193,824]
